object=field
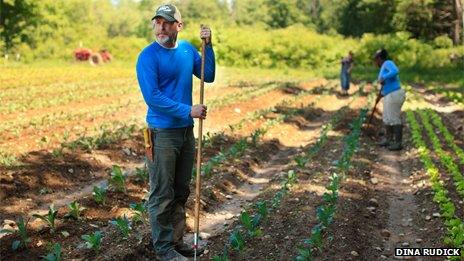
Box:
[0,62,463,260]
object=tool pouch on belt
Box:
[143,128,154,162]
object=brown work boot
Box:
[388,124,403,151]
[378,125,393,147]
[175,242,205,257]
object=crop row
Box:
[431,86,464,105]
[0,97,142,137]
[406,110,464,259]
[0,165,149,260]
[0,67,135,91]
[425,109,464,166]
[211,101,351,260]
[1,79,138,113]
[417,109,464,198]
[296,108,367,260]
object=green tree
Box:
[0,0,39,54]
[265,0,308,28]
[392,0,461,44]
[232,0,269,27]
[338,0,396,37]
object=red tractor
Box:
[74,48,112,65]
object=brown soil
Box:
[2,80,463,261]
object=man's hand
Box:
[190,104,207,119]
[200,25,212,45]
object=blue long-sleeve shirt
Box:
[378,60,401,96]
[136,40,215,128]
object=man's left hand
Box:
[200,25,212,45]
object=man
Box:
[374,49,405,151]
[136,4,215,261]
[340,51,354,96]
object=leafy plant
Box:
[0,216,31,250]
[33,204,58,232]
[255,201,268,220]
[309,225,323,251]
[130,202,148,225]
[322,192,338,205]
[135,167,148,183]
[41,243,62,261]
[240,211,262,237]
[92,185,107,205]
[81,231,103,253]
[229,230,245,251]
[212,245,229,261]
[271,190,286,208]
[64,201,85,220]
[110,214,132,238]
[316,205,335,228]
[251,128,266,145]
[296,245,313,261]
[110,165,126,193]
[294,155,308,168]
[212,255,229,261]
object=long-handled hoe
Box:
[363,83,384,136]
[193,37,206,261]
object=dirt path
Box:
[192,147,294,237]
[378,149,423,260]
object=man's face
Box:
[152,17,181,46]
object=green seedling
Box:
[255,201,268,219]
[110,214,132,238]
[282,170,298,189]
[322,192,338,205]
[65,201,85,220]
[0,216,31,250]
[212,255,229,261]
[294,155,308,168]
[296,245,313,261]
[240,211,262,237]
[251,128,266,145]
[212,245,229,261]
[316,205,335,228]
[203,161,215,177]
[309,225,323,251]
[41,243,62,261]
[229,230,245,251]
[130,202,148,225]
[81,231,103,253]
[92,185,107,205]
[110,165,126,193]
[135,167,148,182]
[272,190,285,208]
[33,204,58,232]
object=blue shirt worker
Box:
[374,49,405,151]
[136,4,215,261]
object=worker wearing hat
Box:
[136,4,215,261]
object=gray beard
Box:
[156,35,176,47]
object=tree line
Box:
[0,0,462,59]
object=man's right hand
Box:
[190,104,207,119]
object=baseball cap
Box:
[151,4,182,22]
